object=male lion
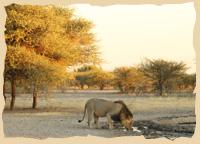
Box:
[78,98,133,130]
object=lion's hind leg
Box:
[87,109,93,128]
[94,113,99,129]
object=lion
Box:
[78,98,133,130]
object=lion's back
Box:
[86,98,122,117]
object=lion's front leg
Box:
[106,114,114,129]
[94,114,99,129]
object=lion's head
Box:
[121,115,133,130]
[114,100,134,130]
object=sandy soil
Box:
[2,91,196,139]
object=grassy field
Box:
[3,90,196,139]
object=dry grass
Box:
[3,91,195,138]
[4,91,195,118]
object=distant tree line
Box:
[59,59,195,96]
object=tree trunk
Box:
[10,78,16,110]
[159,82,163,96]
[3,81,6,102]
[32,85,38,109]
[81,84,84,89]
[118,84,124,93]
[100,85,104,90]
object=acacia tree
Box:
[74,65,113,90]
[113,67,152,94]
[139,59,187,96]
[175,73,196,91]
[74,65,96,89]
[4,46,31,110]
[4,4,100,109]
[91,69,114,90]
[57,73,76,92]
[27,58,68,108]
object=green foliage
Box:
[90,68,114,90]
[176,73,196,90]
[139,59,187,95]
[74,65,113,89]
[113,66,152,94]
[74,65,98,89]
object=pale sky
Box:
[70,3,196,73]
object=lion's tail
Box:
[78,103,87,123]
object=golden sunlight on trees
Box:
[90,68,114,90]
[74,65,114,90]
[3,4,195,112]
[4,4,100,109]
[74,65,95,89]
[113,67,152,94]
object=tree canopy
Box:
[4,4,100,109]
[113,66,152,94]
[139,59,187,96]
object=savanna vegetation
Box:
[3,4,196,110]
[4,4,100,110]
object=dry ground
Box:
[2,90,196,139]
